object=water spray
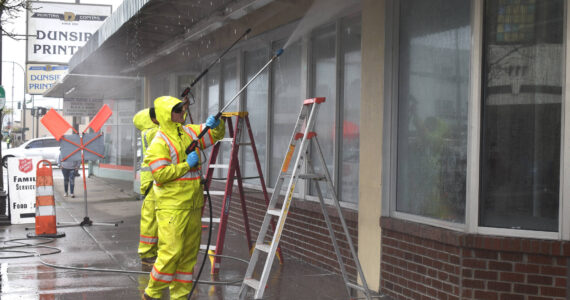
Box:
[180,28,252,101]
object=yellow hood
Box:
[133,108,158,131]
[154,96,183,136]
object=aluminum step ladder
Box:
[238,98,372,300]
[202,111,283,274]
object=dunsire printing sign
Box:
[26,2,111,64]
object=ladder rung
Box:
[201,217,220,223]
[346,281,366,292]
[255,243,271,253]
[219,138,251,146]
[298,173,326,181]
[205,190,225,196]
[209,164,229,169]
[267,209,281,216]
[200,244,217,251]
[243,278,260,290]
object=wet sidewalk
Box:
[0,171,384,299]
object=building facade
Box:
[47,0,570,299]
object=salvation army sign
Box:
[8,157,42,224]
[26,2,111,64]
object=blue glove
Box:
[206,115,220,128]
[186,151,199,168]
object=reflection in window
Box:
[480,0,563,231]
[396,0,470,222]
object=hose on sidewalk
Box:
[0,236,248,286]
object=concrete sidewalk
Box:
[0,172,384,299]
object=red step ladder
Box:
[202,111,283,274]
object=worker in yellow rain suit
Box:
[143,96,224,300]
[133,108,160,265]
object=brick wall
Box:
[207,181,359,280]
[380,217,570,300]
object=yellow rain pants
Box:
[144,208,202,299]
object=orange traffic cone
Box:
[27,160,65,239]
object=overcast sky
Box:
[2,0,124,122]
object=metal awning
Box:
[67,0,277,76]
[43,0,311,99]
[43,73,141,99]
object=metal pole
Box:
[2,61,26,142]
[11,62,14,129]
[0,5,7,222]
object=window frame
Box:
[384,0,568,240]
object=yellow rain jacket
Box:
[133,108,160,259]
[133,108,159,195]
[144,96,224,300]
[145,96,225,210]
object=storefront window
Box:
[340,16,361,204]
[309,24,336,199]
[396,0,470,222]
[101,99,136,168]
[480,0,563,231]
[206,64,220,115]
[219,57,238,171]
[244,48,269,183]
[270,40,302,187]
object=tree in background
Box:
[1,0,30,39]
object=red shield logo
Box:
[18,159,33,173]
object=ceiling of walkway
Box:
[69,0,310,76]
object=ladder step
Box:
[255,243,271,253]
[205,190,225,196]
[243,278,261,290]
[209,164,229,169]
[219,138,251,146]
[298,173,326,181]
[201,217,221,223]
[346,281,366,292]
[200,244,217,251]
[267,209,282,216]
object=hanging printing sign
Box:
[26,2,112,64]
[26,64,69,95]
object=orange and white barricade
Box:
[27,160,65,239]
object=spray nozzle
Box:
[275,48,284,57]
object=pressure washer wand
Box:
[185,48,284,154]
[180,28,252,99]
